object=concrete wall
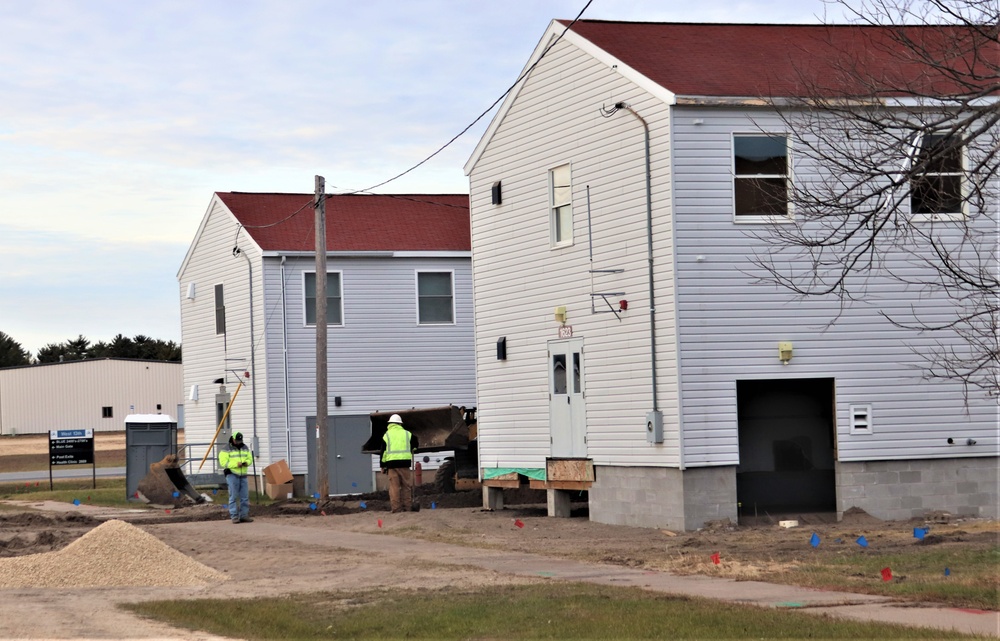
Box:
[589,465,738,530]
[836,458,999,521]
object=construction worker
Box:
[219,431,254,523]
[380,414,420,513]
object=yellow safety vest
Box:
[382,424,413,463]
[219,445,254,476]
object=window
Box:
[910,133,963,217]
[214,284,226,335]
[304,272,343,325]
[417,271,454,324]
[550,164,573,245]
[102,406,113,419]
[734,134,789,217]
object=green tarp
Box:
[481,467,546,481]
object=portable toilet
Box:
[125,414,177,501]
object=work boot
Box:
[241,516,254,523]
[231,516,240,524]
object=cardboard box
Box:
[263,459,293,485]
[266,482,293,500]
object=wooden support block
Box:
[530,479,592,491]
[482,478,521,489]
[545,458,594,482]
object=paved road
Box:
[0,466,125,484]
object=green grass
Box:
[124,582,980,640]
[0,450,126,473]
[0,477,275,511]
[0,478,141,507]
[780,546,1000,611]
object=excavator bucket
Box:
[136,454,209,506]
[362,405,472,454]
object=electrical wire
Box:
[349,0,595,194]
[228,1,594,229]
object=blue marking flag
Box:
[352,482,357,487]
[72,499,80,506]
[810,533,821,548]
[856,535,868,548]
[313,492,320,499]
[945,567,951,576]
[172,491,180,498]
[359,501,367,509]
[431,502,436,509]
[309,502,317,510]
[914,527,927,540]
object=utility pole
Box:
[315,175,329,498]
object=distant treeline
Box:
[0,332,181,367]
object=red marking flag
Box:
[710,552,721,565]
[514,519,525,528]
[881,567,892,582]
[377,518,383,528]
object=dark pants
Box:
[387,467,413,513]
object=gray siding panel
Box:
[262,255,477,474]
[470,37,681,471]
[671,107,997,465]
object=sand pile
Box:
[0,519,227,588]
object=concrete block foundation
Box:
[588,465,737,531]
[836,457,999,521]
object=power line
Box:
[234,2,593,228]
[350,0,594,194]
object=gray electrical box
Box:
[646,410,663,444]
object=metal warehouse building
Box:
[0,358,182,435]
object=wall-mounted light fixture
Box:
[189,384,199,401]
[778,341,793,365]
[554,306,567,324]
[186,283,196,300]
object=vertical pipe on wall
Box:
[618,104,659,413]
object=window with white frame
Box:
[550,164,573,245]
[733,134,790,218]
[417,271,454,324]
[910,133,963,217]
[304,272,343,325]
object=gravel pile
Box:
[0,519,227,588]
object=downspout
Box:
[280,256,291,465]
[238,247,258,456]
[616,102,658,413]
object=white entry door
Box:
[549,338,586,458]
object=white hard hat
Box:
[389,414,403,424]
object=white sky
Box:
[0,0,840,356]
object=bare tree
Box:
[754,0,1000,397]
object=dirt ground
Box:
[0,432,997,639]
[1,487,997,639]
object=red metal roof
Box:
[217,192,470,252]
[559,20,999,98]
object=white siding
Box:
[261,255,477,475]
[469,37,681,471]
[178,197,270,465]
[671,107,998,464]
[0,359,182,435]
